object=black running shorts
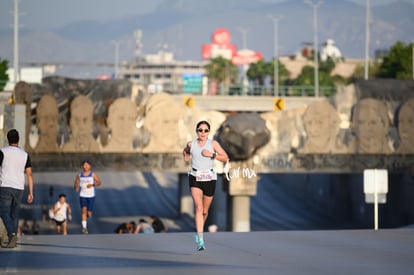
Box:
[189,175,216,197]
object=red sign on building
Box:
[201,28,262,65]
[232,49,263,65]
[201,28,237,60]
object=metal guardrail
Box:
[166,82,337,97]
[217,85,337,97]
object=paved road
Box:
[1,229,413,275]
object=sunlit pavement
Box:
[1,229,413,275]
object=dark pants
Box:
[0,187,24,236]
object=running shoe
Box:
[197,239,205,251]
[2,234,18,248]
[82,228,88,234]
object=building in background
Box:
[119,49,207,94]
[320,39,342,62]
[4,67,43,91]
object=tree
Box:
[318,57,336,74]
[0,58,9,91]
[205,56,239,85]
[293,65,314,84]
[319,58,346,95]
[376,41,413,79]
[246,59,290,95]
[246,59,268,85]
[247,59,290,85]
[292,57,345,96]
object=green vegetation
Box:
[204,40,413,97]
[376,41,413,79]
[247,59,290,87]
[204,56,239,92]
[0,58,9,91]
[350,41,414,81]
[291,57,345,97]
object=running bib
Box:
[80,182,88,189]
[79,178,95,198]
[195,170,217,182]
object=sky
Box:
[0,0,162,30]
[0,0,163,30]
[0,0,402,31]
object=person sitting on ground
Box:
[126,221,136,234]
[150,215,167,233]
[134,219,154,234]
[115,223,128,234]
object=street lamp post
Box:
[364,0,371,80]
[13,0,20,84]
[305,0,322,97]
[237,27,249,50]
[268,15,281,97]
[237,27,249,94]
[111,40,122,78]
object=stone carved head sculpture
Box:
[142,93,185,153]
[350,98,392,154]
[103,97,138,152]
[396,97,414,154]
[63,95,100,152]
[14,81,32,104]
[299,100,345,154]
[34,95,61,153]
[216,113,270,161]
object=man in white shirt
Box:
[0,129,34,248]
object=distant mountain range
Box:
[0,0,413,78]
